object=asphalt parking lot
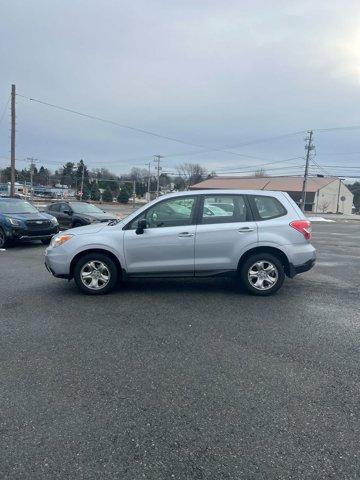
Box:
[0,222,359,479]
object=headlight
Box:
[7,217,21,226]
[50,216,59,225]
[50,234,73,248]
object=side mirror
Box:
[63,209,71,215]
[135,219,147,235]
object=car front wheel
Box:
[0,228,8,248]
[240,253,285,296]
[73,253,118,295]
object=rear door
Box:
[195,194,258,274]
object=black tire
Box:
[0,227,8,248]
[41,239,51,245]
[240,253,285,296]
[73,253,118,295]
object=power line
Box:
[16,93,308,162]
[316,125,360,132]
[215,156,304,172]
[310,165,360,169]
[0,95,10,128]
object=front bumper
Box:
[44,257,71,279]
[8,225,59,241]
[44,246,72,278]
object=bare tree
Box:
[129,167,148,181]
[177,163,207,187]
[254,168,267,177]
[318,199,330,213]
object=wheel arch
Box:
[238,246,291,277]
[70,248,123,278]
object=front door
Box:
[58,203,73,229]
[195,194,258,274]
[123,196,197,275]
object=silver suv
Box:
[45,190,316,296]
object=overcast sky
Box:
[1,0,360,179]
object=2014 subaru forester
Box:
[44,190,316,295]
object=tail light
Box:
[289,220,312,240]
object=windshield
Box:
[70,203,104,214]
[0,200,39,214]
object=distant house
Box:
[190,176,354,214]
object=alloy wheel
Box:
[248,260,278,291]
[80,260,111,290]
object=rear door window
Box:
[200,195,249,224]
[252,195,287,220]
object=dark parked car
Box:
[45,201,118,229]
[0,198,59,247]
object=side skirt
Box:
[124,270,237,279]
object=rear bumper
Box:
[282,243,316,278]
[288,258,316,278]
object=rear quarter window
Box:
[251,195,287,220]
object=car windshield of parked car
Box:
[0,200,39,214]
[70,203,104,214]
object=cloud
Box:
[1,0,360,178]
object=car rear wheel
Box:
[240,253,285,296]
[0,228,8,248]
[73,253,118,295]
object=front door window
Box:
[130,197,196,229]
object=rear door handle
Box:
[178,232,194,237]
[238,227,255,232]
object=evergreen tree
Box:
[102,186,113,202]
[90,182,101,201]
[117,188,130,204]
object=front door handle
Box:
[238,227,255,232]
[178,232,194,237]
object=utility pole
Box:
[336,178,345,214]
[300,130,314,212]
[80,160,85,201]
[145,162,151,201]
[10,84,16,197]
[154,155,164,197]
[133,179,136,207]
[27,157,38,200]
